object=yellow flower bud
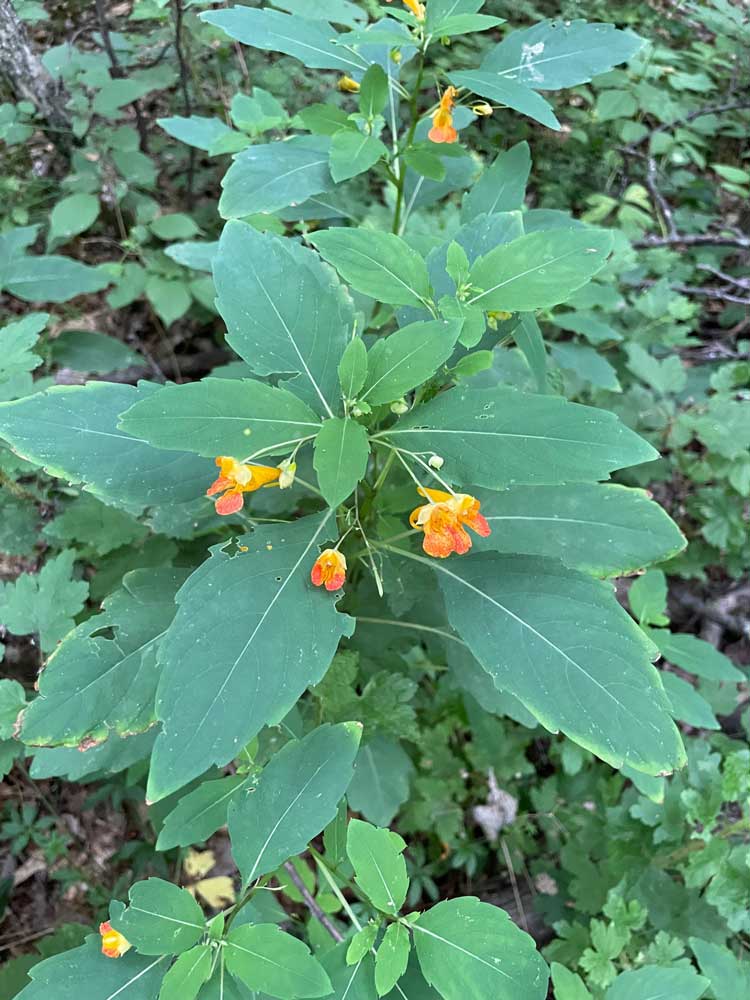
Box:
[337,75,360,93]
[390,399,409,415]
[471,102,494,117]
[428,454,444,470]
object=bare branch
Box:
[283,861,344,943]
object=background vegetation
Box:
[0,1,748,998]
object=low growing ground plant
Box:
[0,1,748,998]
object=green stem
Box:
[392,48,427,235]
[653,817,750,868]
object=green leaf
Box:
[628,569,669,626]
[347,819,408,915]
[1,254,109,303]
[150,214,200,241]
[159,114,236,151]
[625,344,686,396]
[220,136,333,219]
[339,338,369,400]
[375,923,411,996]
[156,774,251,851]
[159,946,212,1000]
[120,378,322,460]
[605,966,709,1000]
[467,229,612,311]
[552,342,621,392]
[0,311,46,387]
[0,549,88,653]
[361,320,462,405]
[42,493,148,555]
[322,944,378,999]
[462,141,531,222]
[313,417,370,507]
[449,72,560,130]
[430,552,685,776]
[312,230,433,309]
[359,64,388,118]
[49,330,140,373]
[550,962,593,1000]
[297,103,354,136]
[20,568,184,749]
[347,924,379,965]
[330,130,389,183]
[147,514,354,801]
[49,193,100,243]
[214,221,354,417]
[0,382,212,514]
[481,20,644,89]
[200,7,368,74]
[413,896,548,999]
[0,679,26,739]
[348,736,414,827]
[31,730,156,782]
[229,722,361,885]
[113,878,206,956]
[13,938,166,1000]
[404,146,447,183]
[647,631,744,683]
[661,673,719,730]
[379,387,656,489]
[690,937,750,998]
[224,924,332,999]
[231,88,288,135]
[477,483,685,577]
[513,314,547,393]
[145,276,191,326]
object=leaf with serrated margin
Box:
[467,229,612,312]
[413,896,548,1000]
[313,417,370,508]
[425,551,685,775]
[378,387,656,489]
[213,222,354,418]
[0,382,212,515]
[480,20,644,90]
[119,379,322,460]
[21,568,186,748]
[147,514,354,802]
[474,483,686,577]
[229,722,360,885]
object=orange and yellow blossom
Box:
[386,0,425,19]
[429,86,458,144]
[207,456,281,516]
[99,922,131,959]
[337,75,360,93]
[311,549,347,591]
[409,487,490,558]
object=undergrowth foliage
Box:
[0,1,748,999]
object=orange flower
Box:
[386,0,425,19]
[429,87,458,144]
[311,549,347,591]
[409,487,490,558]
[99,921,131,959]
[207,456,281,516]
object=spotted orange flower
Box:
[311,549,347,591]
[99,921,131,959]
[429,86,458,144]
[409,487,490,557]
[207,456,281,516]
[386,0,425,19]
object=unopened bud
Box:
[428,454,444,470]
[471,102,494,117]
[390,49,402,64]
[277,459,297,489]
[390,398,409,414]
[337,75,360,93]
